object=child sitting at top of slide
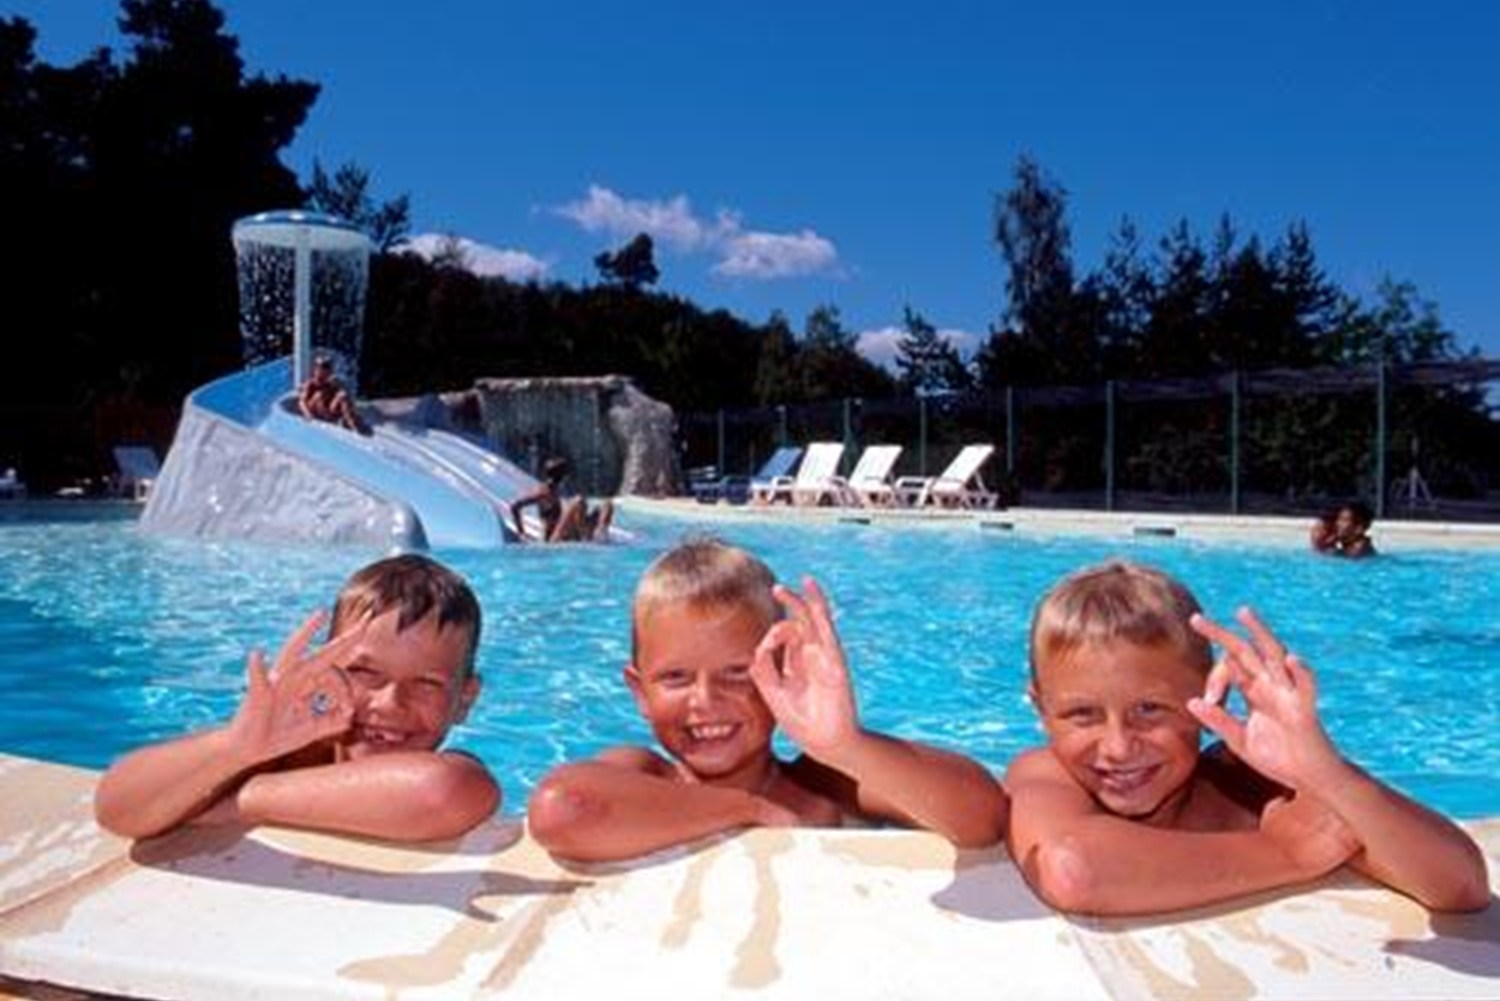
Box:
[95,554,500,843]
[527,537,1008,861]
[1006,559,1488,915]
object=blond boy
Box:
[1007,560,1488,915]
[527,538,1008,860]
[96,554,499,842]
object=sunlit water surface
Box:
[1,511,1495,817]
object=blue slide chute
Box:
[188,359,539,548]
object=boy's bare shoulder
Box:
[1005,746,1068,785]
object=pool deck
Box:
[620,497,1500,550]
[0,754,1495,1000]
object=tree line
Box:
[3,1,1493,505]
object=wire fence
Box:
[680,358,1500,521]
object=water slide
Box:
[175,358,543,548]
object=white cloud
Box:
[396,234,550,282]
[554,185,716,251]
[713,230,838,279]
[553,185,839,280]
[856,325,984,372]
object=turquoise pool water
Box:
[1,511,1496,818]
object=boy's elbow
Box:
[526,767,629,861]
[401,760,501,841]
[93,798,140,839]
[944,796,1009,849]
[93,784,156,841]
[1029,837,1104,914]
[1421,850,1492,913]
[526,769,599,855]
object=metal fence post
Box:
[1005,386,1015,475]
[1104,380,1116,512]
[1230,370,1241,514]
[918,395,928,475]
[1375,361,1388,518]
[716,408,726,477]
[842,398,855,470]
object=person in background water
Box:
[1310,502,1376,558]
[510,456,614,543]
[1308,507,1340,554]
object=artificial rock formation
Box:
[372,375,679,497]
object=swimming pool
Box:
[1,510,1496,818]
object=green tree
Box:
[994,155,1075,336]
[594,232,660,288]
[980,155,1095,386]
[305,159,410,251]
[795,305,895,402]
[896,307,970,395]
[753,311,799,404]
[1,1,319,486]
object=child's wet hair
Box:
[330,554,482,676]
[632,537,780,657]
[1030,560,1211,679]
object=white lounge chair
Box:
[895,444,999,509]
[752,441,844,506]
[113,446,161,502]
[830,445,903,507]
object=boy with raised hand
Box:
[527,538,1008,861]
[1006,560,1487,916]
[95,554,500,843]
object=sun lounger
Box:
[693,446,802,505]
[753,441,844,505]
[829,445,903,507]
[113,446,162,502]
[894,444,999,509]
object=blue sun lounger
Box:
[691,445,803,505]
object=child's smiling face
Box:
[1032,639,1206,825]
[627,599,777,789]
[335,609,477,760]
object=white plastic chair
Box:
[753,441,845,505]
[895,444,998,509]
[830,445,903,507]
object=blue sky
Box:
[13,0,1500,365]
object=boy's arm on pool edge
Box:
[1188,609,1490,912]
[792,732,1009,848]
[1274,756,1489,911]
[231,750,500,842]
[94,616,367,840]
[1004,749,1355,915]
[95,725,263,839]
[527,748,791,862]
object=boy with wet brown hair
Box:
[96,554,499,842]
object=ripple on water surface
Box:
[0,515,1496,817]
